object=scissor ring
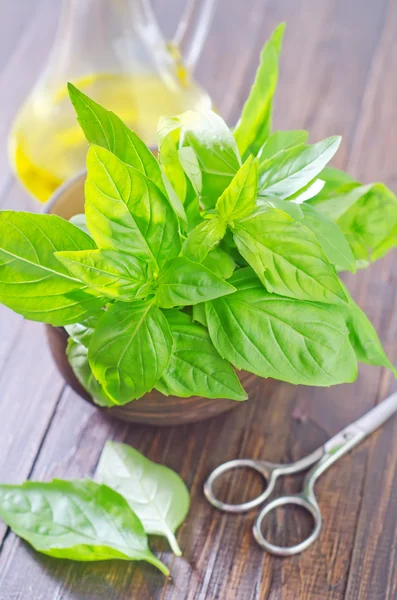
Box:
[253,493,322,557]
[204,459,276,513]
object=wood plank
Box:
[0,0,397,598]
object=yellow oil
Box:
[9,72,212,202]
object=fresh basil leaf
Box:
[257,197,304,220]
[157,116,187,202]
[192,302,207,327]
[0,211,104,325]
[234,24,285,159]
[206,274,357,386]
[317,166,356,198]
[96,441,189,556]
[155,257,236,308]
[69,213,90,236]
[336,183,397,265]
[340,289,396,375]
[56,249,154,301]
[258,130,308,161]
[286,178,325,203]
[216,156,258,222]
[258,137,341,199]
[155,310,246,401]
[310,182,371,221]
[300,203,356,272]
[202,246,235,279]
[0,479,168,574]
[233,209,347,303]
[85,145,181,268]
[67,338,115,407]
[178,146,202,195]
[183,218,226,263]
[89,300,173,403]
[179,110,241,209]
[68,83,165,193]
[65,314,101,348]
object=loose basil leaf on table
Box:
[155,256,236,308]
[0,480,168,574]
[178,110,241,208]
[85,145,181,268]
[89,300,173,403]
[67,338,115,407]
[155,310,247,401]
[299,203,356,272]
[0,212,104,325]
[258,136,341,199]
[183,217,226,263]
[206,270,358,386]
[215,155,258,222]
[96,441,190,557]
[258,130,308,161]
[234,23,285,159]
[56,249,154,301]
[232,209,347,303]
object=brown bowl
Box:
[45,172,256,426]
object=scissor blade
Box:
[351,391,397,437]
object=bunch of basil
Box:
[0,23,396,407]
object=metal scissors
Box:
[204,391,397,557]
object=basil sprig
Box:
[0,24,396,406]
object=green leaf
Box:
[300,203,356,272]
[89,300,173,403]
[96,441,190,556]
[65,314,101,347]
[202,246,235,279]
[336,183,397,265]
[316,166,356,197]
[179,110,241,209]
[258,130,308,161]
[339,286,396,374]
[155,257,236,308]
[69,213,90,236]
[0,212,104,325]
[216,156,258,222]
[85,145,181,268]
[183,218,226,263]
[157,116,187,202]
[178,147,202,195]
[257,197,304,220]
[68,83,165,193]
[258,137,341,199]
[234,24,285,158]
[233,209,347,303]
[312,182,397,266]
[156,310,247,401]
[206,271,357,386]
[67,338,115,407]
[286,178,325,203]
[56,249,154,301]
[192,302,207,327]
[0,479,168,574]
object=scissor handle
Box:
[253,491,322,557]
[204,458,277,513]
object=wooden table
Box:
[1,0,397,598]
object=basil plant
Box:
[1,23,396,407]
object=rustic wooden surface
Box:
[1,0,397,598]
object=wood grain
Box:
[1,0,397,599]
